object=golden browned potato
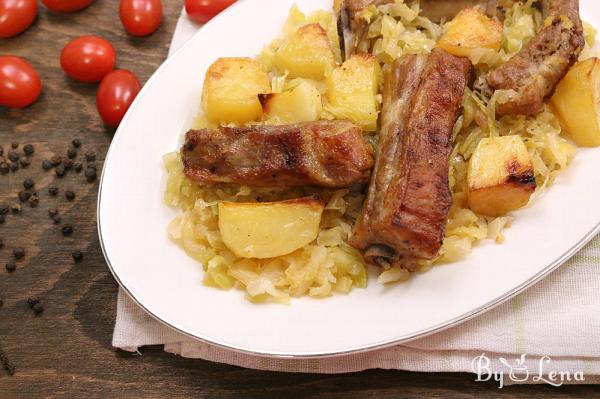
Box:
[202,57,271,125]
[437,8,502,60]
[273,23,337,80]
[326,54,381,131]
[259,81,323,124]
[551,57,600,147]
[218,197,324,259]
[467,136,536,217]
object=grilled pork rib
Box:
[337,0,497,59]
[487,0,584,116]
[181,120,374,188]
[350,48,472,270]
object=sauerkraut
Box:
[165,0,595,300]
[164,152,366,304]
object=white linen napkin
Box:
[112,9,600,381]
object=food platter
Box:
[98,0,600,357]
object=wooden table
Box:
[0,1,597,397]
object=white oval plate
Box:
[99,0,600,358]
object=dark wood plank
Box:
[0,1,597,397]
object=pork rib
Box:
[487,0,584,116]
[350,48,472,269]
[181,120,374,188]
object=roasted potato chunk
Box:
[437,8,502,61]
[202,57,271,125]
[551,57,600,147]
[218,197,324,259]
[273,23,337,80]
[467,136,536,217]
[259,81,323,124]
[326,54,381,131]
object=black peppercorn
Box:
[72,251,83,263]
[48,186,59,196]
[0,162,9,174]
[52,214,62,224]
[74,162,83,173]
[67,148,77,159]
[55,165,66,178]
[10,204,21,214]
[19,158,30,168]
[0,299,3,308]
[85,151,96,162]
[7,151,19,162]
[9,162,18,172]
[84,167,97,182]
[0,205,8,215]
[28,194,39,208]
[18,191,31,202]
[0,238,4,249]
[5,261,16,272]
[48,208,59,217]
[13,247,25,260]
[0,215,5,224]
[11,143,18,149]
[23,178,34,189]
[62,224,73,236]
[72,138,82,148]
[65,190,76,201]
[23,144,34,156]
[32,302,44,315]
[0,349,15,375]
[0,146,3,156]
[42,160,53,170]
[63,158,73,170]
[50,155,62,166]
[27,297,39,308]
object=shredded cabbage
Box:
[360,1,441,65]
[166,0,593,294]
[164,152,366,303]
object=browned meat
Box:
[350,48,472,270]
[487,0,584,116]
[419,0,498,22]
[337,0,497,59]
[181,120,374,188]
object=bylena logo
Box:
[471,353,585,388]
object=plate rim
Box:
[97,0,600,359]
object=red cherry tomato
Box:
[0,56,42,108]
[61,36,116,83]
[185,0,237,24]
[42,0,93,12]
[96,69,141,127]
[0,0,37,39]
[119,0,162,37]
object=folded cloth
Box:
[113,9,600,381]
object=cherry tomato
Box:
[185,0,237,24]
[42,0,93,13]
[0,0,37,38]
[0,56,42,108]
[119,0,162,37]
[61,36,116,83]
[96,69,141,127]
